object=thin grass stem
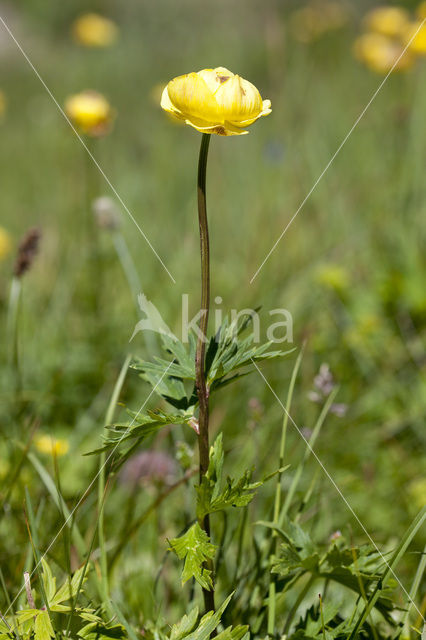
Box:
[97,353,132,612]
[267,347,304,635]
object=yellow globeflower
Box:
[72,13,118,48]
[35,435,69,457]
[354,33,414,74]
[0,227,12,260]
[65,90,114,137]
[405,20,426,55]
[161,67,271,136]
[364,6,410,39]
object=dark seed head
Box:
[14,227,41,278]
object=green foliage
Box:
[268,520,396,622]
[91,314,291,461]
[266,521,395,623]
[1,3,425,638]
[205,315,293,390]
[169,523,217,590]
[131,313,291,410]
[96,408,195,451]
[196,434,262,521]
[168,594,248,640]
[78,622,127,640]
[5,561,122,640]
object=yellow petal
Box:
[233,100,271,127]
[262,99,272,113]
[196,67,234,95]
[181,113,245,135]
[160,85,185,119]
[167,73,221,122]
[213,66,234,78]
[215,75,263,124]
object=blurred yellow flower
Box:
[354,33,414,73]
[35,435,69,457]
[405,20,426,55]
[72,13,118,48]
[65,90,114,137]
[291,1,348,43]
[161,67,271,136]
[315,264,349,292]
[0,227,12,260]
[364,6,410,39]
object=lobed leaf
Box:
[169,523,216,591]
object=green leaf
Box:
[87,409,194,454]
[78,622,127,640]
[15,609,39,625]
[170,607,199,640]
[215,626,249,640]
[77,611,103,623]
[178,593,233,640]
[51,564,89,605]
[0,620,10,635]
[160,333,195,377]
[34,611,54,640]
[196,434,261,521]
[205,314,294,388]
[169,523,216,590]
[197,472,261,521]
[256,518,316,555]
[41,559,56,603]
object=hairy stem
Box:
[195,133,215,614]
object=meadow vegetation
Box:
[0,1,425,639]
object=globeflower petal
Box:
[215,75,263,124]
[197,67,234,95]
[183,114,248,136]
[160,85,185,120]
[167,72,221,123]
[230,100,272,127]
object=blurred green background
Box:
[0,0,425,622]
